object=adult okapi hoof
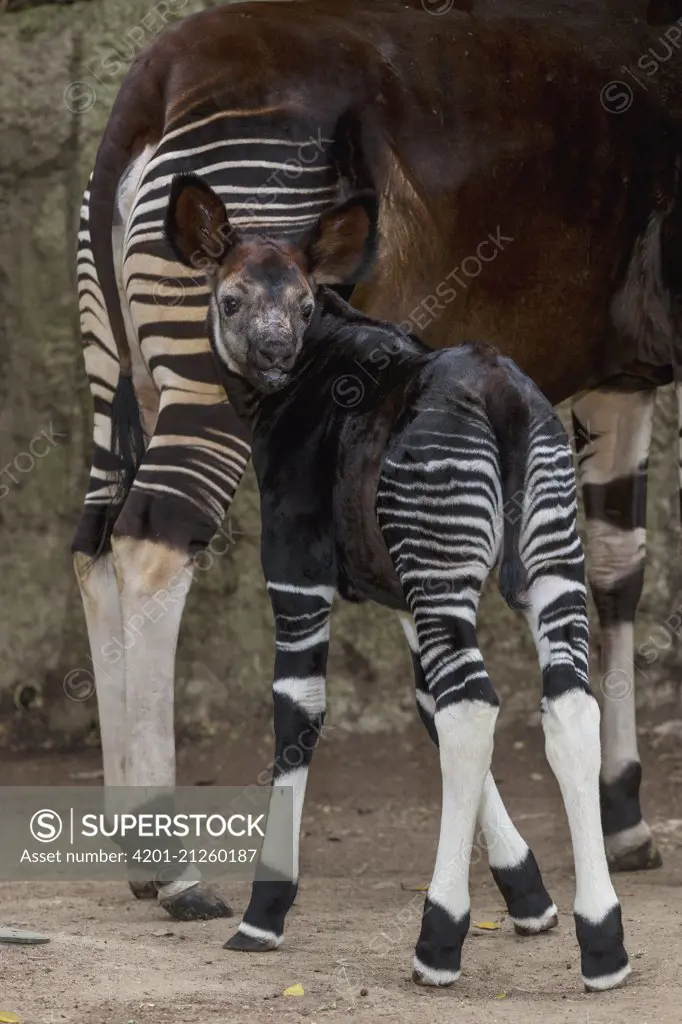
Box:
[223,928,280,952]
[608,839,662,873]
[129,880,157,900]
[158,882,233,921]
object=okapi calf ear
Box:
[305,191,379,285]
[165,173,239,272]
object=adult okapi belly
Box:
[332,409,405,610]
[354,195,645,408]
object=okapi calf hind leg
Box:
[408,611,499,987]
[398,614,558,936]
[527,576,630,990]
[572,388,660,872]
[523,420,629,991]
[376,408,507,986]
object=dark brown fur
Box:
[90,0,682,399]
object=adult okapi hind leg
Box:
[77,177,240,921]
[73,180,154,898]
[109,394,250,923]
[572,388,661,872]
[398,614,558,937]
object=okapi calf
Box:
[165,175,630,992]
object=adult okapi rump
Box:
[75,0,682,919]
[164,174,630,992]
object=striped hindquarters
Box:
[521,417,589,689]
[376,406,503,705]
[77,177,124,511]
[114,110,342,536]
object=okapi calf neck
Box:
[166,178,630,992]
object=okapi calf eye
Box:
[223,296,240,316]
[301,300,314,321]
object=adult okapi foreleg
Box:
[398,614,558,936]
[110,391,251,919]
[572,387,661,872]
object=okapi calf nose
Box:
[253,338,296,371]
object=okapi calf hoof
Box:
[129,880,157,900]
[512,906,559,936]
[411,900,467,987]
[158,881,233,921]
[607,837,662,873]
[223,925,282,952]
[411,964,460,988]
[491,851,559,936]
[576,906,631,993]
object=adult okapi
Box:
[76,0,678,925]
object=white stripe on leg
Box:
[542,690,630,989]
[74,552,126,789]
[398,612,419,653]
[111,537,192,789]
[413,701,497,986]
[478,772,528,870]
[599,622,640,783]
[111,537,199,898]
[543,691,617,922]
[478,773,558,933]
[432,701,497,925]
[257,765,309,882]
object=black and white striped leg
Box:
[408,594,499,987]
[572,389,660,872]
[74,181,132,796]
[398,613,558,936]
[527,576,630,991]
[376,412,510,984]
[225,583,333,953]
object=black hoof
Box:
[514,912,559,936]
[129,880,157,900]
[223,929,280,952]
[608,839,662,873]
[158,882,233,921]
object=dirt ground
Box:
[1,709,681,1024]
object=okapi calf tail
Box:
[485,362,530,611]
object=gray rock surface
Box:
[0,0,679,750]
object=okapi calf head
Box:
[165,173,378,392]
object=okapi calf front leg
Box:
[225,569,334,951]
